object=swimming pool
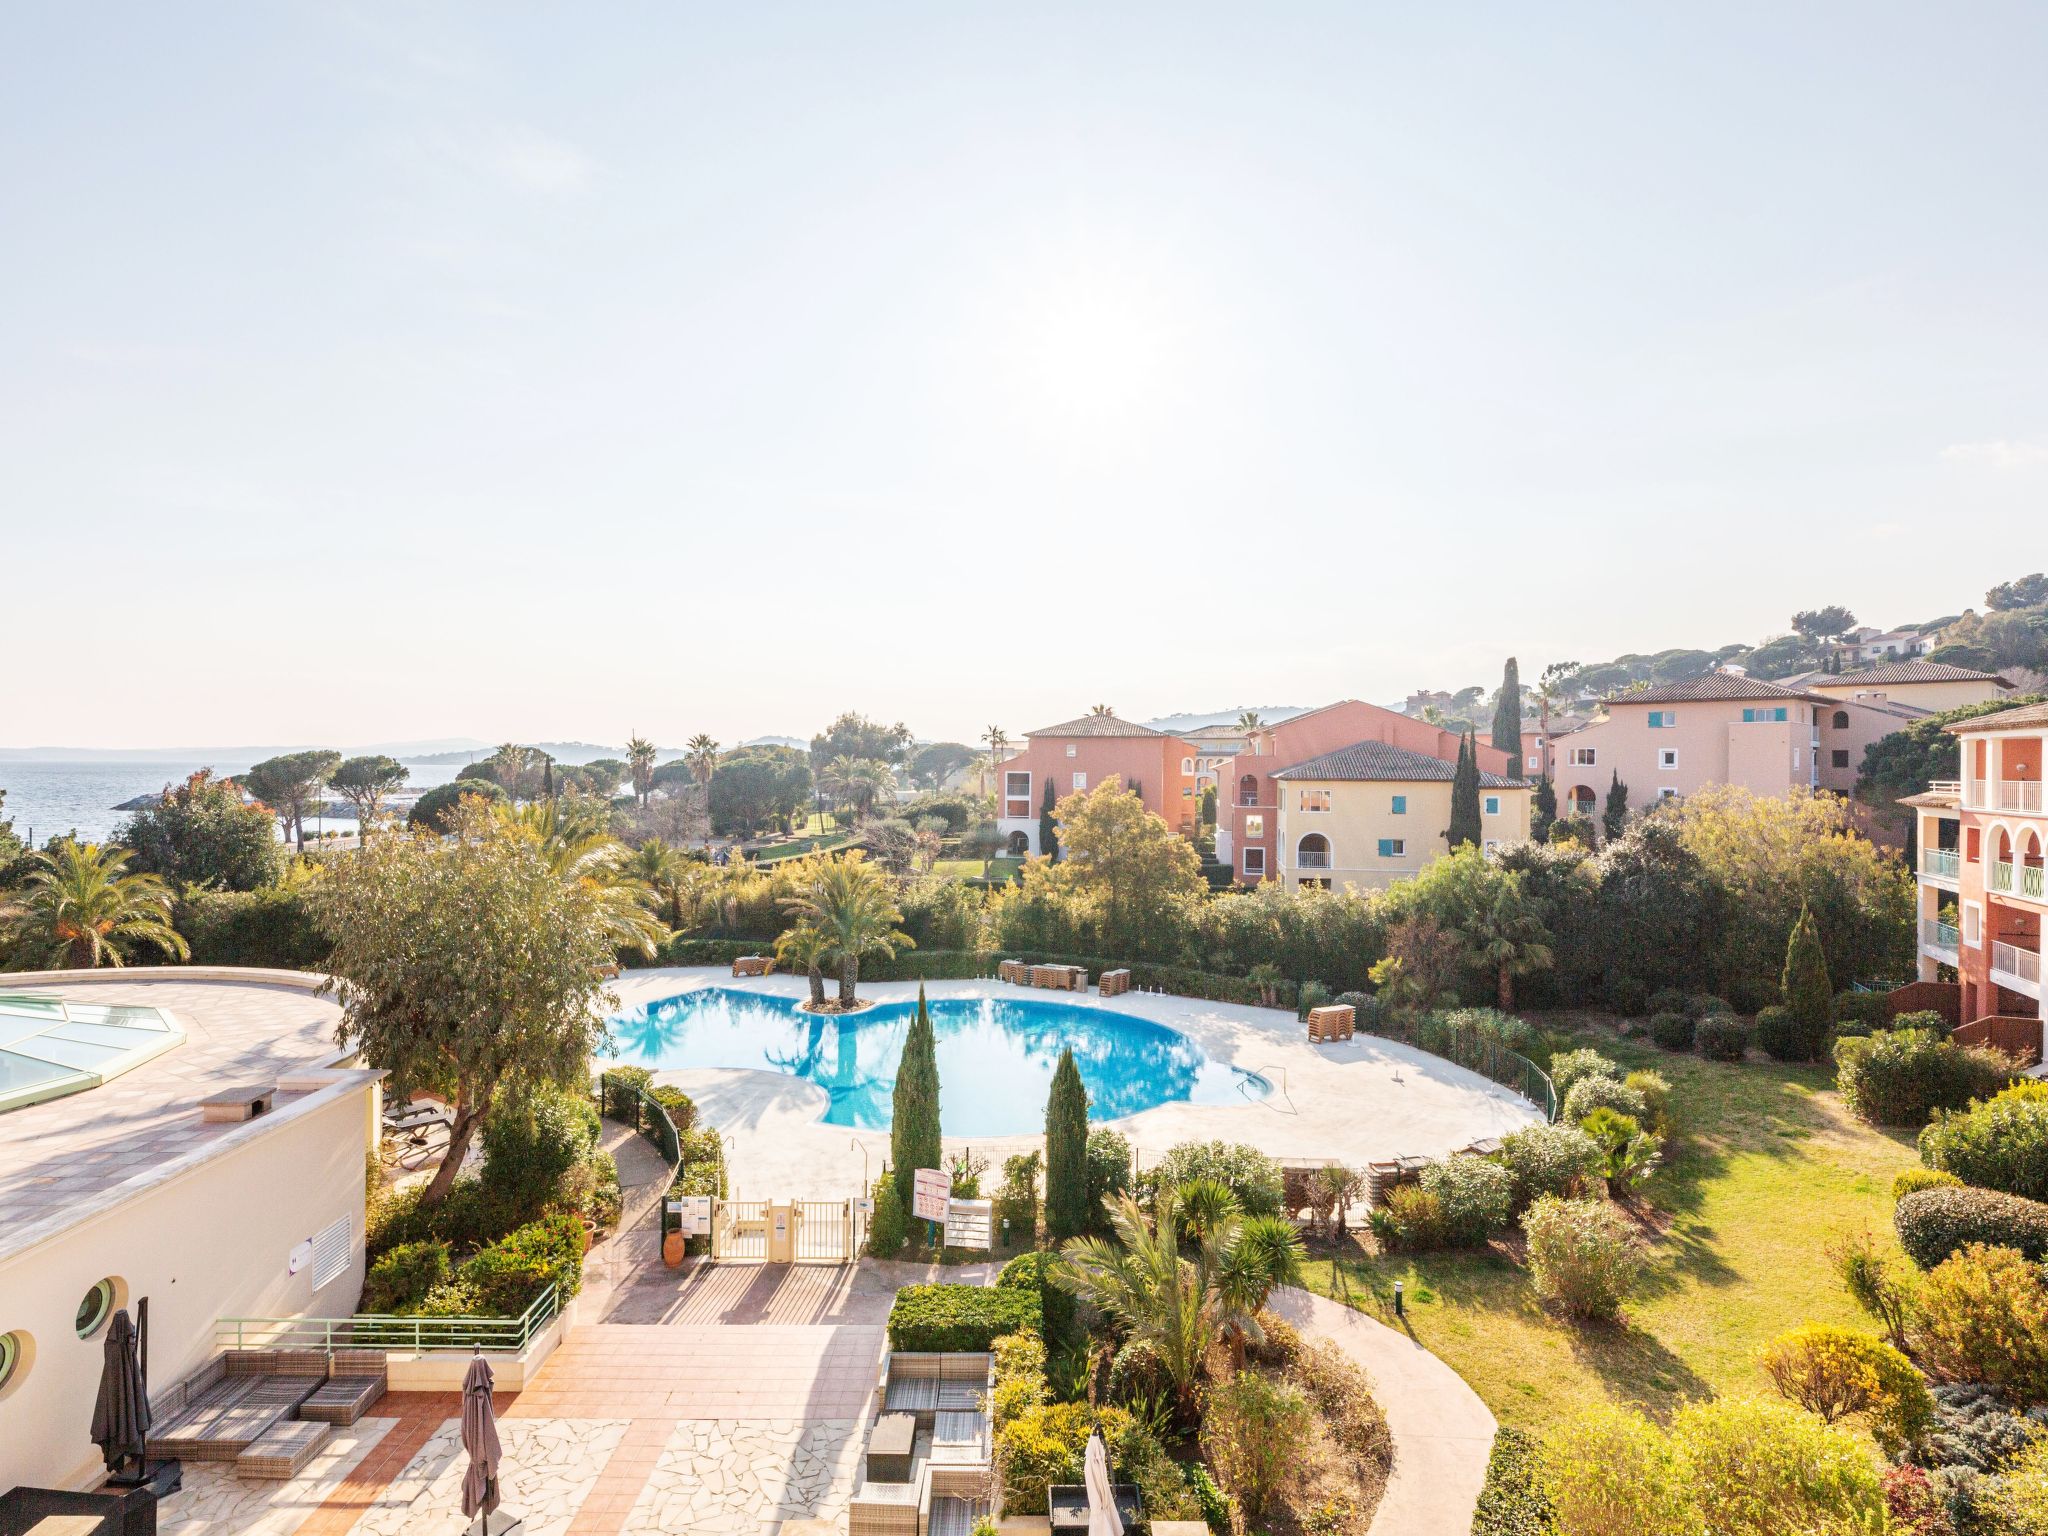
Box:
[604,987,1270,1136]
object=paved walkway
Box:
[1268,1286,1497,1536]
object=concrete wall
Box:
[1811,678,2008,714]
[0,1079,375,1491]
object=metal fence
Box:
[217,1283,559,1355]
[794,1200,853,1262]
[715,1200,769,1260]
[1438,1025,1557,1121]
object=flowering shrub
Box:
[1758,1323,1935,1455]
[1498,1122,1605,1212]
[1907,1244,2048,1404]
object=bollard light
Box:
[1394,1280,1405,1318]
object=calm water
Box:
[0,760,459,845]
[605,987,1270,1136]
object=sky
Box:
[3,3,2044,751]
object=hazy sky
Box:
[4,4,2044,750]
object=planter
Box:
[579,1218,596,1254]
[1048,1484,1141,1534]
[662,1231,686,1268]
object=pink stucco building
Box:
[995,713,1199,856]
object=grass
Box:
[747,832,858,864]
[931,857,1023,882]
[1299,1013,1919,1434]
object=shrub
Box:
[994,1401,1134,1515]
[1836,1030,2014,1128]
[1878,1464,1950,1536]
[1541,1403,1692,1534]
[887,1283,1040,1352]
[1522,1196,1643,1321]
[1085,1128,1133,1224]
[997,1249,1076,1346]
[1649,1011,1696,1051]
[1187,1463,1230,1533]
[1759,1324,1936,1455]
[1828,1227,1917,1349]
[1606,974,1650,1018]
[1695,1015,1751,1062]
[1834,990,1891,1029]
[1753,1004,1818,1063]
[1139,1141,1283,1217]
[646,1083,696,1133]
[1200,1369,1312,1533]
[1548,1048,1621,1102]
[1472,1426,1555,1536]
[1623,1070,1673,1135]
[1498,1122,1605,1212]
[1920,1084,2048,1201]
[1675,1395,1890,1536]
[1563,1074,1647,1125]
[1369,1185,1447,1253]
[1893,1168,1964,1200]
[1894,1008,1953,1040]
[867,1175,909,1258]
[361,1239,451,1313]
[994,1151,1041,1249]
[1648,986,1692,1018]
[1908,1244,2048,1405]
[1438,1006,1537,1054]
[1779,902,1835,1059]
[1920,1382,2038,1474]
[1894,1185,2048,1268]
[480,1086,600,1224]
[1417,1155,1513,1246]
[1297,979,1332,1017]
[366,1175,509,1258]
[1987,1435,2048,1535]
[175,885,330,968]
[460,1213,585,1314]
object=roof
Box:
[1608,673,1827,706]
[1273,738,1526,788]
[1815,661,2011,688]
[1897,787,1960,809]
[1948,700,2048,734]
[1025,714,1167,739]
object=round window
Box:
[75,1279,117,1340]
[0,1331,23,1393]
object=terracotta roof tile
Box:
[1025,714,1167,738]
[1274,738,1526,787]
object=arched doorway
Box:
[1006,830,1030,857]
[1297,832,1331,871]
[1237,774,1259,808]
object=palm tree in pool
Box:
[625,734,658,806]
[3,842,189,969]
[779,851,911,1007]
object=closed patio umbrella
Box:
[1084,1427,1123,1536]
[460,1350,503,1534]
[90,1308,149,1478]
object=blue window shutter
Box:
[1775,707,1787,722]
[1391,795,1406,814]
[1485,796,1499,815]
[1377,838,1394,857]
[1741,708,1754,723]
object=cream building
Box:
[0,971,381,1492]
[1270,739,1532,891]
[1798,660,2014,716]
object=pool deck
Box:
[602,969,1542,1202]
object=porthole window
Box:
[0,1330,27,1394]
[75,1278,119,1340]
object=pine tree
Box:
[891,985,942,1207]
[1602,771,1629,841]
[1044,1047,1092,1243]
[1447,731,1483,849]
[1781,902,1833,1058]
[1492,657,1523,760]
[1531,776,1557,842]
[1039,778,1059,861]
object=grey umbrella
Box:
[90,1308,150,1477]
[461,1350,504,1533]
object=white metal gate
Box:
[795,1200,854,1262]
[712,1200,767,1261]
[707,1199,859,1264]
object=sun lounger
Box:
[299,1349,387,1424]
[237,1418,331,1479]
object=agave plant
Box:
[2,842,189,969]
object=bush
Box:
[1085,1129,1133,1224]
[1675,1396,1891,1535]
[1908,1244,2048,1405]
[1836,1030,2015,1128]
[1417,1154,1513,1246]
[1893,1168,1963,1200]
[1695,1015,1751,1062]
[480,1086,600,1223]
[646,1083,696,1133]
[174,885,330,968]
[1894,1007,1953,1041]
[994,1151,1041,1250]
[1920,1382,2040,1474]
[1548,1048,1620,1102]
[1498,1122,1605,1212]
[1369,1185,1447,1253]
[887,1283,1040,1352]
[1759,1324,1936,1455]
[867,1175,909,1258]
[459,1213,585,1314]
[1834,990,1891,1028]
[1522,1196,1643,1321]
[1563,1074,1647,1125]
[1622,1070,1673,1136]
[1920,1084,2048,1201]
[1541,1403,1692,1534]
[1437,1006,1536,1054]
[366,1175,509,1259]
[1472,1426,1555,1536]
[1199,1369,1312,1531]
[1894,1185,2048,1268]
[994,1401,1135,1515]
[1753,1004,1824,1063]
[1139,1141,1283,1217]
[997,1249,1076,1346]
[1187,1463,1230,1533]
[1648,1011,1696,1051]
[1605,974,1650,1018]
[360,1239,451,1313]
[1648,987,1691,1018]
[1297,979,1332,1017]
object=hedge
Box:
[1894,1185,2048,1269]
[997,1250,1076,1347]
[174,886,331,968]
[1835,1031,2016,1128]
[1694,1015,1750,1062]
[887,1283,1041,1352]
[1918,1084,2048,1201]
[1471,1426,1556,1536]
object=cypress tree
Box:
[1602,771,1629,842]
[1044,1047,1092,1243]
[891,985,942,1207]
[1039,778,1059,861]
[1447,731,1483,849]
[1492,657,1523,760]
[1531,775,1557,842]
[1781,902,1833,1058]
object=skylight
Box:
[0,995,184,1113]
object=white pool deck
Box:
[602,968,1543,1203]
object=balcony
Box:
[1964,778,2045,813]
[1921,848,1961,882]
[1296,851,1331,870]
[1991,862,2048,901]
[1921,919,1960,955]
[1990,940,2042,995]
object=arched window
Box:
[1297,833,1331,870]
[1833,711,1850,729]
[1181,756,1194,775]
[1006,830,1030,857]
[1569,785,1596,815]
[1237,774,1258,808]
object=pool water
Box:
[604,987,1270,1136]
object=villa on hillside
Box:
[1216,700,1518,885]
[1901,698,2047,1064]
[1787,659,2013,716]
[994,713,1198,856]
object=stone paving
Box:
[350,1416,628,1536]
[157,1419,394,1536]
[620,1419,864,1535]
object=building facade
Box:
[1800,660,2013,717]
[995,714,1198,857]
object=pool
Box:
[604,987,1270,1136]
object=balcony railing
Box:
[1296,851,1331,870]
[1964,778,2045,813]
[1990,940,2042,991]
[1922,848,1961,881]
[1991,861,2047,900]
[1921,919,1960,952]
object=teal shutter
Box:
[1377,838,1395,857]
[1391,795,1406,814]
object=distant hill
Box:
[399,741,664,766]
[739,735,807,751]
[0,738,491,763]
[1143,706,1318,734]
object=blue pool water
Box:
[604,988,1269,1136]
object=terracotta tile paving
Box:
[294,1391,484,1536]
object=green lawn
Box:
[747,832,858,863]
[931,857,1023,882]
[1300,1016,1920,1433]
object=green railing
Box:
[1367,1019,1557,1121]
[1922,848,1960,881]
[599,1072,683,1173]
[216,1283,558,1354]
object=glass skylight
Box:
[0,995,184,1113]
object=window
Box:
[1071,772,1087,791]
[1377,838,1406,858]
[1390,794,1407,814]
[1483,795,1501,815]
[1297,833,1331,869]
[1242,847,1266,876]
[1237,774,1259,808]
[1833,711,1850,729]
[1299,789,1331,813]
[1570,747,1597,766]
[1484,840,1499,855]
[311,1214,351,1289]
[1741,707,1790,723]
[1526,753,1541,772]
[1181,756,1194,774]
[1181,786,1193,798]
[1659,748,1678,770]
[1831,749,1850,769]
[1005,771,1030,798]
[1793,748,1802,769]
[1659,788,1678,801]
[1065,744,1077,758]
[1244,815,1265,838]
[1963,901,1982,947]
[1647,710,1675,728]
[75,1278,119,1340]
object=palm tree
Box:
[1089,703,1114,717]
[1234,711,1266,733]
[774,921,832,1009]
[980,726,1010,798]
[498,802,668,959]
[625,734,658,806]
[837,759,896,822]
[3,842,189,969]
[1467,873,1556,1010]
[686,734,720,796]
[622,837,692,927]
[1214,1213,1304,1367]
[779,852,911,1007]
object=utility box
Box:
[767,1203,794,1263]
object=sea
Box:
[0,761,462,846]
